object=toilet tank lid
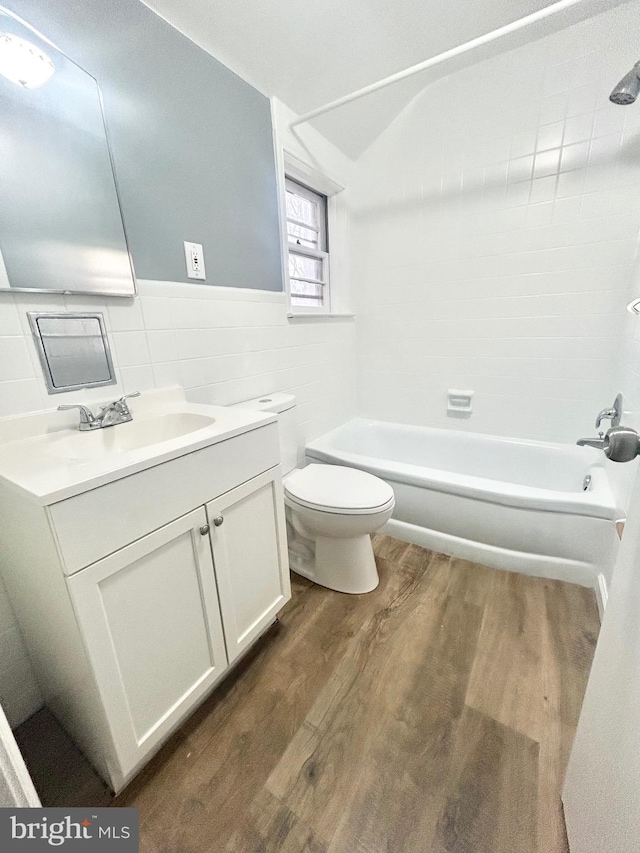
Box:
[231,393,296,415]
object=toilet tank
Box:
[231,393,297,474]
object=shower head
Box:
[610,61,640,105]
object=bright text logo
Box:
[1,808,138,851]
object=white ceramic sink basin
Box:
[51,412,216,461]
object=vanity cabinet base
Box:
[0,426,290,793]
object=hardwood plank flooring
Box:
[17,536,600,853]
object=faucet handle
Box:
[116,391,140,408]
[595,408,616,429]
[113,391,140,413]
[595,393,623,429]
[57,403,97,424]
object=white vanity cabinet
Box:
[65,466,290,783]
[66,508,229,782]
[207,468,289,663]
[0,409,291,793]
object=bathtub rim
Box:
[306,418,620,521]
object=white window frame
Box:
[285,177,330,313]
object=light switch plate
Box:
[184,241,206,280]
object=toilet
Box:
[233,394,395,594]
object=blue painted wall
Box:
[7,0,283,290]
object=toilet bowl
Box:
[284,464,395,594]
[232,395,395,594]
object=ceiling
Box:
[142,0,632,158]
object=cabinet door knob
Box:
[213,516,224,527]
[199,524,210,536]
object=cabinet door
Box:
[67,507,227,784]
[207,468,291,664]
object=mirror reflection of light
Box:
[26,241,134,294]
[0,33,54,88]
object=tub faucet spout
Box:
[577,426,640,462]
[577,436,605,449]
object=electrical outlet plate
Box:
[184,241,206,280]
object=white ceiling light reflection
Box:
[26,241,134,295]
[0,33,54,88]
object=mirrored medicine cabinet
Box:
[0,6,136,296]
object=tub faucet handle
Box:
[595,393,623,429]
[595,407,617,429]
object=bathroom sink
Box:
[50,412,216,461]
[0,388,277,504]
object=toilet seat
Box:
[284,464,395,516]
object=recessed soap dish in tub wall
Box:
[447,389,474,417]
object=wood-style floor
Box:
[110,535,599,853]
[16,536,599,851]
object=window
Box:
[285,177,329,310]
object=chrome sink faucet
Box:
[58,392,140,431]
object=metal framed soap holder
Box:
[447,389,474,418]
[28,312,117,394]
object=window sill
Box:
[287,312,355,321]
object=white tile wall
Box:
[350,0,640,446]
[616,263,640,503]
[0,280,356,725]
[0,280,356,455]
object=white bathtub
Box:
[305,419,621,610]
